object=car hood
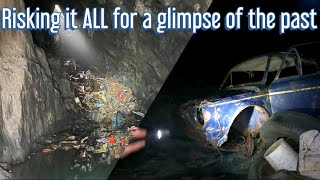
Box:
[204,89,252,103]
[180,89,252,109]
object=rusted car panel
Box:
[181,43,320,148]
[198,92,270,146]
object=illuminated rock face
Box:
[0,0,212,164]
[0,30,67,164]
[100,0,212,111]
[0,0,67,164]
[41,0,213,111]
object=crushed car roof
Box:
[230,53,313,72]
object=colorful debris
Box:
[35,60,145,174]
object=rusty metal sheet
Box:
[198,91,271,147]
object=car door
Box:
[269,48,320,117]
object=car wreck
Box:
[180,43,320,157]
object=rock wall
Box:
[0,0,212,165]
[42,0,213,112]
[96,0,213,111]
[0,1,67,164]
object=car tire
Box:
[260,111,320,145]
[248,158,274,180]
[248,158,310,180]
[249,111,320,179]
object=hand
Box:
[119,127,147,159]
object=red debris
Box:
[116,92,124,101]
[108,136,117,144]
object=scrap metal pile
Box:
[37,59,145,174]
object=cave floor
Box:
[11,86,251,180]
[109,88,251,179]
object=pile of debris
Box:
[66,58,144,158]
[39,121,137,173]
[65,59,143,128]
[31,58,145,174]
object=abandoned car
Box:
[180,43,320,156]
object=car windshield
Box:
[221,56,269,88]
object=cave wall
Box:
[0,0,212,164]
[95,0,213,111]
[47,0,213,111]
[0,1,67,164]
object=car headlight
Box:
[196,108,204,125]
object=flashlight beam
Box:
[157,130,162,139]
[54,5,64,18]
[54,5,62,12]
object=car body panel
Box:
[199,91,271,146]
[270,72,320,117]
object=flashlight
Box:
[157,130,162,139]
[155,129,170,140]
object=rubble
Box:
[29,59,145,174]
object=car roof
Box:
[230,53,286,72]
[230,52,316,73]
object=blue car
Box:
[180,43,320,155]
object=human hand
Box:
[119,127,147,159]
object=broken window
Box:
[295,45,320,75]
[222,56,269,88]
[278,55,299,79]
[278,45,320,79]
[278,65,299,78]
[302,61,319,75]
[229,71,265,86]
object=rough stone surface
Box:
[0,1,67,164]
[0,163,12,172]
[0,163,13,179]
[0,167,13,180]
[0,0,212,165]
[87,0,212,111]
[34,0,213,112]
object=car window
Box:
[277,44,320,78]
[278,56,298,79]
[296,44,320,67]
[277,47,320,79]
[222,56,269,88]
[296,45,320,75]
[232,71,265,85]
[223,71,265,88]
[302,61,319,75]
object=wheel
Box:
[248,158,274,180]
[260,111,320,145]
[249,111,320,179]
